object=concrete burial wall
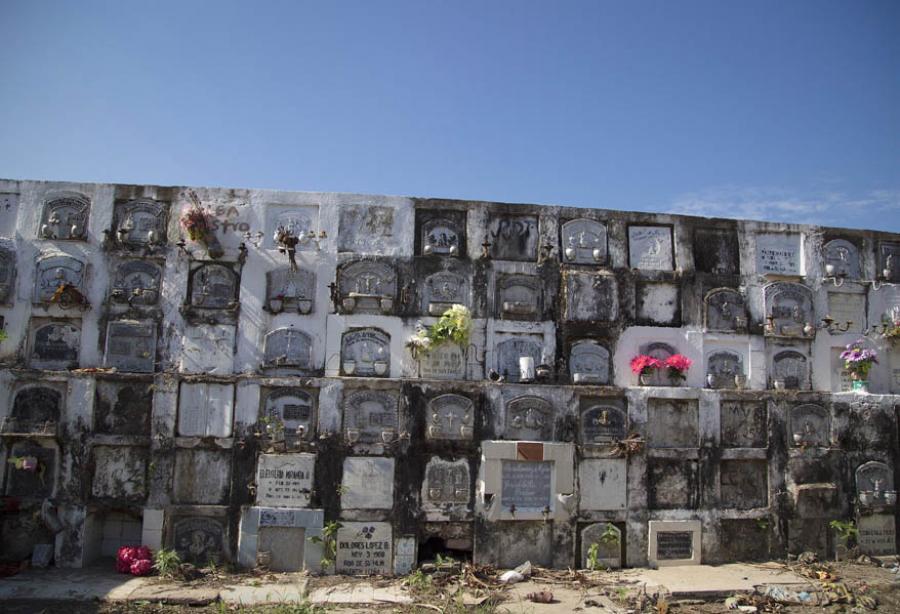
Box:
[0,178,899,571]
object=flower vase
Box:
[851,379,869,393]
[639,372,653,386]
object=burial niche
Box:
[693,228,739,275]
[172,517,225,565]
[263,327,312,370]
[561,218,607,264]
[505,396,553,440]
[422,271,469,315]
[569,340,610,385]
[7,386,62,433]
[341,328,391,377]
[703,288,747,332]
[823,239,860,279]
[423,458,470,506]
[563,272,618,322]
[342,389,399,444]
[495,336,542,383]
[789,404,830,447]
[113,198,168,246]
[772,350,809,390]
[878,242,900,282]
[40,193,89,240]
[580,403,626,444]
[4,441,57,498]
[265,268,315,314]
[496,274,542,320]
[426,394,475,440]
[104,320,156,373]
[110,260,162,305]
[337,260,398,314]
[30,321,80,368]
[263,388,316,442]
[706,350,744,389]
[0,246,15,304]
[580,523,622,569]
[189,263,239,309]
[856,461,894,507]
[33,255,86,305]
[421,218,462,256]
[628,225,674,270]
[638,342,676,386]
[764,282,814,337]
[488,214,539,261]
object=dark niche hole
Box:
[417,536,472,565]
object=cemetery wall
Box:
[0,178,899,571]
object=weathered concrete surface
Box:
[617,562,813,598]
[307,581,413,604]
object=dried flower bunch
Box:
[180,190,213,242]
[840,340,878,379]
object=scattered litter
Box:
[526,588,554,603]
[499,570,524,584]
[761,585,818,605]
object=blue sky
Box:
[1,1,898,230]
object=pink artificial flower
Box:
[664,354,693,373]
[630,355,663,375]
[130,559,153,576]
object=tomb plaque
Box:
[581,405,626,444]
[789,404,829,447]
[496,337,542,383]
[341,328,391,377]
[104,321,156,372]
[765,283,814,337]
[772,350,809,390]
[0,246,15,304]
[343,390,399,444]
[173,517,225,565]
[647,399,699,448]
[422,271,469,314]
[823,239,860,279]
[423,458,470,505]
[637,282,679,325]
[579,459,627,510]
[267,208,317,250]
[178,382,234,438]
[426,394,475,441]
[877,241,900,282]
[706,351,743,389]
[693,228,739,275]
[720,401,767,448]
[110,260,162,305]
[335,522,392,574]
[40,193,89,240]
[12,386,62,424]
[266,268,315,313]
[263,388,315,442]
[31,322,80,367]
[570,341,610,384]
[488,214,539,261]
[704,288,747,332]
[628,225,673,270]
[561,218,607,264]
[263,327,312,369]
[657,532,693,561]
[506,396,554,440]
[496,274,541,320]
[341,457,395,510]
[756,233,803,276]
[190,263,238,309]
[421,218,462,256]
[564,272,618,322]
[338,206,395,253]
[857,515,897,556]
[256,453,315,508]
[113,199,168,246]
[855,461,893,495]
[34,255,85,303]
[580,523,621,569]
[419,343,465,380]
[827,293,865,333]
[393,536,417,575]
[500,460,552,510]
[338,261,397,314]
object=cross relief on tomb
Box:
[342,389,399,445]
[569,340,610,385]
[764,282,814,337]
[263,327,313,370]
[266,268,315,314]
[112,198,168,247]
[337,260,398,315]
[109,260,162,306]
[188,263,239,310]
[505,396,554,441]
[703,288,748,332]
[40,193,90,241]
[0,245,16,304]
[823,239,861,279]
[561,218,607,264]
[426,394,475,440]
[341,328,391,377]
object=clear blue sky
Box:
[1,1,898,230]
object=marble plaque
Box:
[693,228,739,275]
[764,282,814,337]
[104,320,156,372]
[878,241,900,282]
[335,522,393,574]
[657,531,693,561]
[501,460,552,511]
[4,443,56,497]
[581,403,626,444]
[569,340,610,384]
[266,207,318,250]
[496,336,542,383]
[579,459,626,510]
[33,255,85,303]
[561,218,607,264]
[393,536,417,575]
[580,523,621,568]
[823,239,860,278]
[343,390,399,444]
[756,233,803,276]
[488,214,539,261]
[263,327,312,369]
[419,343,465,380]
[563,272,618,322]
[423,458,469,505]
[858,515,897,556]
[496,274,542,320]
[628,225,673,270]
[426,394,475,441]
[720,401,767,448]
[31,322,80,368]
[422,271,469,315]
[789,404,829,447]
[826,293,865,333]
[704,288,747,332]
[113,198,168,245]
[421,218,462,256]
[338,205,395,253]
[190,263,238,309]
[173,517,225,565]
[856,461,893,495]
[110,260,162,305]
[341,457,395,510]
[40,193,89,240]
[341,328,391,377]
[772,350,809,390]
[256,453,314,507]
[266,268,315,314]
[263,388,315,442]
[706,350,743,389]
[0,246,16,304]
[338,260,398,314]
[178,382,234,437]
[505,396,554,440]
[0,193,19,237]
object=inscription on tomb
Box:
[858,515,897,556]
[34,255,85,304]
[496,337,542,383]
[338,206,395,253]
[720,401,767,448]
[421,218,462,256]
[657,531,693,560]
[113,198,168,246]
[561,218,607,264]
[581,403,626,443]
[343,390,399,444]
[419,343,465,380]
[341,328,391,377]
[31,322,80,368]
[335,522,392,574]
[422,271,469,315]
[765,283,814,337]
[263,388,315,442]
[756,233,803,276]
[338,261,398,314]
[628,225,673,270]
[189,263,238,309]
[423,458,469,505]
[263,327,312,369]
[500,461,552,510]
[110,260,162,305]
[256,453,315,507]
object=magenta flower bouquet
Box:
[840,340,877,380]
